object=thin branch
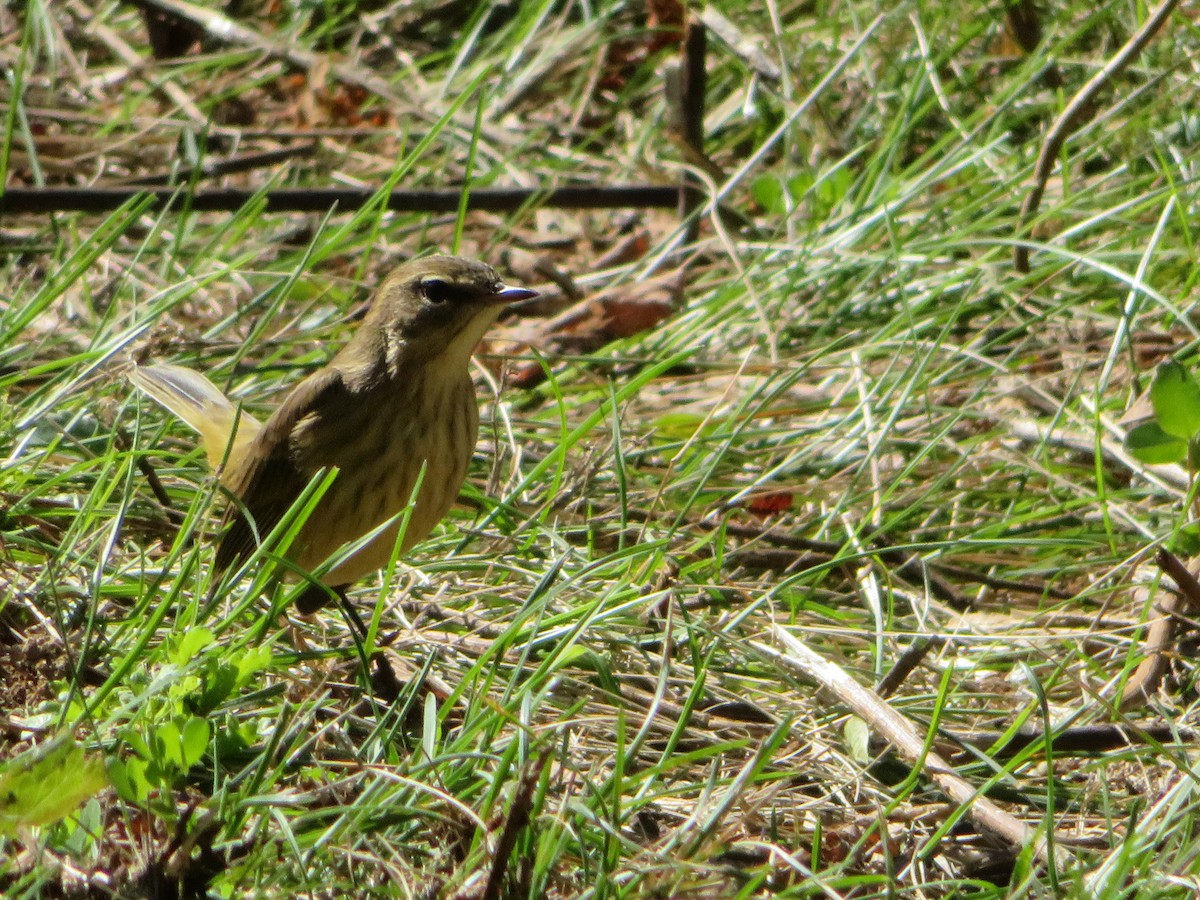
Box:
[676,16,707,245]
[1121,548,1200,712]
[950,721,1191,760]
[123,0,432,124]
[118,143,318,187]
[875,635,946,698]
[755,628,1077,867]
[1014,0,1179,273]
[481,751,549,900]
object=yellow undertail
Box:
[129,363,263,478]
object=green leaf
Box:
[181,717,211,769]
[788,172,814,206]
[1174,525,1200,558]
[1125,420,1187,465]
[0,738,107,835]
[155,721,183,769]
[814,166,852,212]
[125,731,151,761]
[170,626,214,666]
[1151,361,1200,439]
[235,645,274,685]
[108,756,150,803]
[197,661,239,712]
[750,175,786,215]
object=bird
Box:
[131,255,537,618]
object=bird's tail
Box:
[129,363,263,472]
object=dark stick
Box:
[1117,548,1198,712]
[678,17,707,245]
[875,635,947,698]
[951,721,1191,760]
[482,751,548,900]
[1156,547,1200,611]
[0,185,688,215]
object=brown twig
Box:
[1014,0,1180,273]
[1157,547,1200,609]
[480,751,548,900]
[756,628,1077,866]
[875,635,947,698]
[110,426,184,527]
[117,143,318,187]
[676,16,707,246]
[1120,548,1200,712]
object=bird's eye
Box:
[421,278,453,304]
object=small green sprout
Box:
[1124,361,1200,470]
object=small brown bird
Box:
[132,255,536,615]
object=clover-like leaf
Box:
[1151,361,1200,439]
[180,717,210,769]
[1125,420,1187,465]
[0,738,106,835]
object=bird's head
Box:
[357,255,537,371]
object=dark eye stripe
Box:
[420,278,484,304]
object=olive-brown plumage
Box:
[133,255,536,612]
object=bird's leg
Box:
[292,580,403,703]
[324,585,404,704]
[295,581,347,614]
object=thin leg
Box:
[327,586,403,703]
[295,581,351,615]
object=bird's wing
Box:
[215,367,348,572]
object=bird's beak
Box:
[488,285,539,305]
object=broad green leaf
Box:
[751,175,786,215]
[1125,420,1187,465]
[198,662,239,711]
[789,172,815,200]
[125,731,151,760]
[170,626,215,666]
[108,756,150,803]
[155,721,183,769]
[814,166,852,212]
[235,645,274,685]
[1151,361,1200,439]
[0,738,106,835]
[181,717,211,769]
